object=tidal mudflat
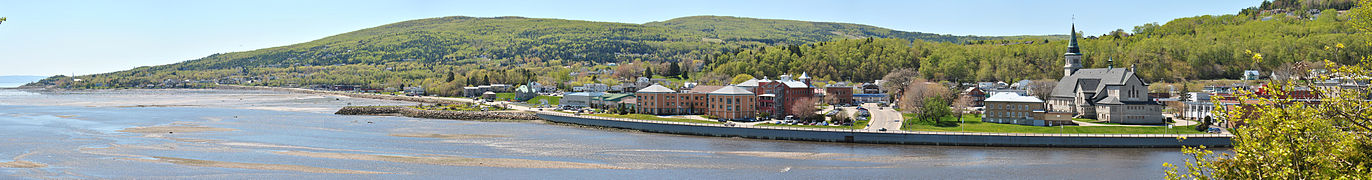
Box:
[0,89,1193,179]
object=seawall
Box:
[337,106,539,120]
[536,112,1231,148]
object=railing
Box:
[535,111,1235,138]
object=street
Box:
[861,103,904,131]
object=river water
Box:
[0,89,1197,179]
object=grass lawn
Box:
[410,104,508,111]
[587,113,723,124]
[526,95,562,105]
[492,93,561,105]
[756,119,869,129]
[901,114,1205,134]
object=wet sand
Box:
[274,151,628,169]
[117,125,236,133]
[123,156,389,174]
[0,152,46,168]
[388,133,508,139]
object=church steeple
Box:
[1063,23,1084,77]
[1067,24,1080,54]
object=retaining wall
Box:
[337,106,539,120]
[537,112,1231,148]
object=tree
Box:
[1354,0,1372,32]
[643,66,654,78]
[789,97,820,122]
[1028,79,1057,100]
[919,97,951,123]
[668,62,681,78]
[951,94,973,122]
[730,74,755,84]
[1165,51,1372,179]
[881,68,919,97]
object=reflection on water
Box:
[0,89,1195,179]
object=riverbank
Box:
[216,86,1230,147]
[536,111,1231,148]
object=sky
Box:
[0,0,1260,76]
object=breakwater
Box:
[536,112,1231,148]
[337,106,539,120]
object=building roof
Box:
[687,85,724,94]
[781,81,809,88]
[636,84,676,93]
[565,92,605,97]
[515,85,534,93]
[1051,68,1139,98]
[985,92,1044,103]
[853,94,887,98]
[709,85,755,95]
[598,93,634,101]
[737,78,771,87]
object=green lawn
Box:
[410,104,508,111]
[491,93,560,105]
[757,119,869,129]
[901,114,1205,134]
[587,113,723,124]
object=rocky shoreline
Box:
[336,106,539,120]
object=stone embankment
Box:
[336,106,538,120]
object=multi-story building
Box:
[983,92,1073,126]
[824,83,854,106]
[707,86,758,120]
[1047,24,1165,124]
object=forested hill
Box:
[645,16,1038,45]
[150,16,1036,72]
[32,15,1055,90]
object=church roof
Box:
[1051,68,1138,98]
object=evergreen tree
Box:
[668,62,681,78]
[644,66,654,78]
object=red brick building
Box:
[707,86,758,120]
[824,84,854,105]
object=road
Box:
[861,103,904,131]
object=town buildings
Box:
[1046,24,1165,124]
[824,83,854,106]
[983,92,1073,126]
[706,86,758,120]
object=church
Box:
[1045,24,1165,124]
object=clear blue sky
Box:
[0,0,1260,76]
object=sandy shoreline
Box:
[118,125,237,134]
[389,133,508,139]
[274,151,628,169]
[123,156,389,174]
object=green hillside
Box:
[29,15,1050,92]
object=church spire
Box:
[1067,23,1080,54]
[1063,22,1084,78]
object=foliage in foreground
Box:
[1165,2,1372,176]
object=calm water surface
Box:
[0,89,1197,179]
